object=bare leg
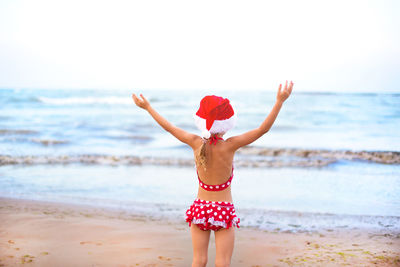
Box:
[191,224,211,267]
[214,227,235,267]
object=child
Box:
[132,80,293,267]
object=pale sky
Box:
[0,0,399,92]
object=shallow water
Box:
[0,88,399,232]
[0,162,398,232]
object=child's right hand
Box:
[132,93,150,110]
[276,80,294,103]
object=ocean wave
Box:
[0,147,398,167]
[38,96,132,105]
[0,116,10,121]
[297,91,400,97]
[1,136,68,146]
[30,138,69,146]
[238,207,400,233]
[1,148,398,167]
[0,155,193,167]
[269,125,298,131]
[0,129,38,135]
[107,135,153,141]
[5,95,41,103]
[297,91,337,96]
[237,146,400,165]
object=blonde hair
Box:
[195,139,207,171]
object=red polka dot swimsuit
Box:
[185,136,240,231]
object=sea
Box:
[0,88,399,233]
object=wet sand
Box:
[0,197,399,266]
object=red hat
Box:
[194,95,236,138]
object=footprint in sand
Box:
[80,241,103,246]
[20,254,35,264]
[158,256,172,261]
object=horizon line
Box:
[0,87,399,94]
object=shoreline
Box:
[1,146,400,168]
[1,197,399,266]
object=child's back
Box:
[193,135,235,203]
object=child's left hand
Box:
[132,93,150,110]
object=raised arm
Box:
[226,81,294,151]
[132,93,201,149]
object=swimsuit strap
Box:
[197,166,234,191]
[208,135,224,145]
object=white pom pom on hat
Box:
[194,95,236,138]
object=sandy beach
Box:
[0,197,398,266]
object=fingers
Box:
[132,93,143,106]
[282,80,294,93]
[289,81,294,94]
[140,94,148,102]
[277,80,294,100]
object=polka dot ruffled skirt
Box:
[185,198,240,231]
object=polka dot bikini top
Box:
[196,166,234,191]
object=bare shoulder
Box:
[225,129,262,152]
[190,135,205,151]
[224,136,240,152]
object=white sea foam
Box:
[1,148,399,167]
